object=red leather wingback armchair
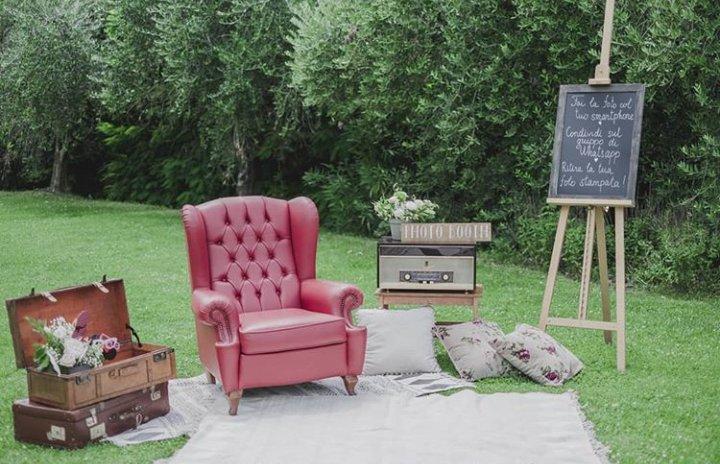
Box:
[182,196,366,414]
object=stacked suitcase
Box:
[7,278,177,448]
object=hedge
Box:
[0,0,718,293]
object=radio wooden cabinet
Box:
[377,237,476,292]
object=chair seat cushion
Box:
[239,308,347,355]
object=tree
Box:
[289,0,720,292]
[0,0,99,192]
[153,0,300,195]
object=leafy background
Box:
[0,0,718,294]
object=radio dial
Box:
[442,274,450,281]
[404,273,411,281]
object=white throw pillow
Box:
[433,320,513,380]
[489,324,583,386]
[355,307,441,375]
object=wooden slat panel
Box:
[577,208,596,319]
[539,206,570,330]
[595,206,613,344]
[547,198,634,207]
[614,207,627,371]
[547,317,618,331]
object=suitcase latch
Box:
[86,408,98,427]
[153,351,167,362]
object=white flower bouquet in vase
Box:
[373,188,438,239]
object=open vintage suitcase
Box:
[12,382,170,448]
[7,277,176,410]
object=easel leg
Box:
[595,206,613,344]
[577,208,596,320]
[539,205,570,330]
[614,207,627,372]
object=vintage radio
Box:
[6,278,176,410]
[377,237,476,291]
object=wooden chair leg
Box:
[342,375,358,396]
[227,390,243,416]
[205,370,216,385]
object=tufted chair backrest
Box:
[182,196,319,313]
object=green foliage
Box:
[0,0,101,191]
[97,0,320,204]
[98,122,232,206]
[0,0,717,293]
[289,0,720,293]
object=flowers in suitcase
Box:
[27,311,119,375]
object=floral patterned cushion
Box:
[433,320,513,381]
[489,324,583,386]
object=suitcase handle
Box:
[109,363,139,378]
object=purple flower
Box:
[544,371,559,382]
[514,348,530,362]
[542,345,557,355]
[433,326,449,340]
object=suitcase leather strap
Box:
[125,324,143,347]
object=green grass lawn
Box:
[0,191,718,463]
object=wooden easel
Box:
[538,0,628,372]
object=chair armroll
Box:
[300,279,364,322]
[191,288,239,343]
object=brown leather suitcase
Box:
[6,278,176,409]
[12,382,170,449]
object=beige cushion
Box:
[489,324,583,386]
[434,320,513,380]
[356,307,441,375]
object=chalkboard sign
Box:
[548,84,645,205]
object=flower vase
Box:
[389,219,403,240]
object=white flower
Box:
[49,317,74,339]
[405,200,419,211]
[58,337,88,367]
[46,347,61,375]
[388,196,398,204]
[80,339,105,368]
[393,206,405,219]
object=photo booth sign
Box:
[400,223,491,244]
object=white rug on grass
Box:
[107,373,472,446]
[162,390,605,464]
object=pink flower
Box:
[544,371,559,382]
[514,348,530,362]
[542,345,557,355]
